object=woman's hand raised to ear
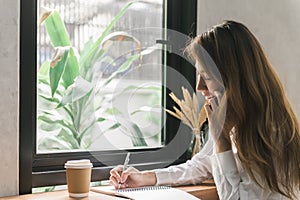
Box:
[109,166,157,189]
[204,90,232,153]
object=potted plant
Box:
[37,2,160,151]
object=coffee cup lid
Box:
[65,159,93,169]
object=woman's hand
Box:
[204,90,231,153]
[109,166,157,189]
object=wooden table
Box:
[0,182,218,200]
[176,183,218,200]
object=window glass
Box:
[37,0,165,153]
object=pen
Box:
[118,152,131,189]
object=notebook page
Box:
[91,185,200,200]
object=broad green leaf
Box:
[39,61,50,76]
[105,107,122,115]
[57,128,80,149]
[38,120,61,132]
[50,46,71,67]
[117,118,147,147]
[44,10,70,47]
[39,94,74,120]
[58,76,93,107]
[97,117,106,122]
[127,123,147,147]
[38,134,73,150]
[38,7,53,26]
[38,112,75,133]
[38,114,64,125]
[62,47,80,88]
[105,123,121,131]
[38,77,49,85]
[78,37,93,71]
[39,94,60,104]
[50,50,69,96]
[89,49,106,68]
[101,31,141,51]
[38,62,51,83]
[79,1,136,74]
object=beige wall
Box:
[0,0,19,197]
[197,0,300,118]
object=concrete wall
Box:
[197,0,300,118]
[0,0,19,197]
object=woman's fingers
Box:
[204,102,212,116]
[120,166,137,183]
[109,175,119,189]
[109,166,140,189]
[206,89,224,113]
[110,165,126,188]
[204,96,217,115]
[214,90,223,105]
[210,97,218,111]
[110,165,122,181]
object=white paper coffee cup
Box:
[65,159,93,198]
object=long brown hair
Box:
[187,20,300,199]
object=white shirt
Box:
[153,137,299,200]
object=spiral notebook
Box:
[91,185,200,200]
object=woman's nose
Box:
[196,75,208,92]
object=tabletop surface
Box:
[0,181,218,200]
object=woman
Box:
[110,20,300,200]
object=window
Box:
[20,0,197,194]
[37,0,164,153]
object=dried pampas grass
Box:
[165,87,206,131]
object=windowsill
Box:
[1,181,218,200]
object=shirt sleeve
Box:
[211,150,240,200]
[153,138,214,186]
